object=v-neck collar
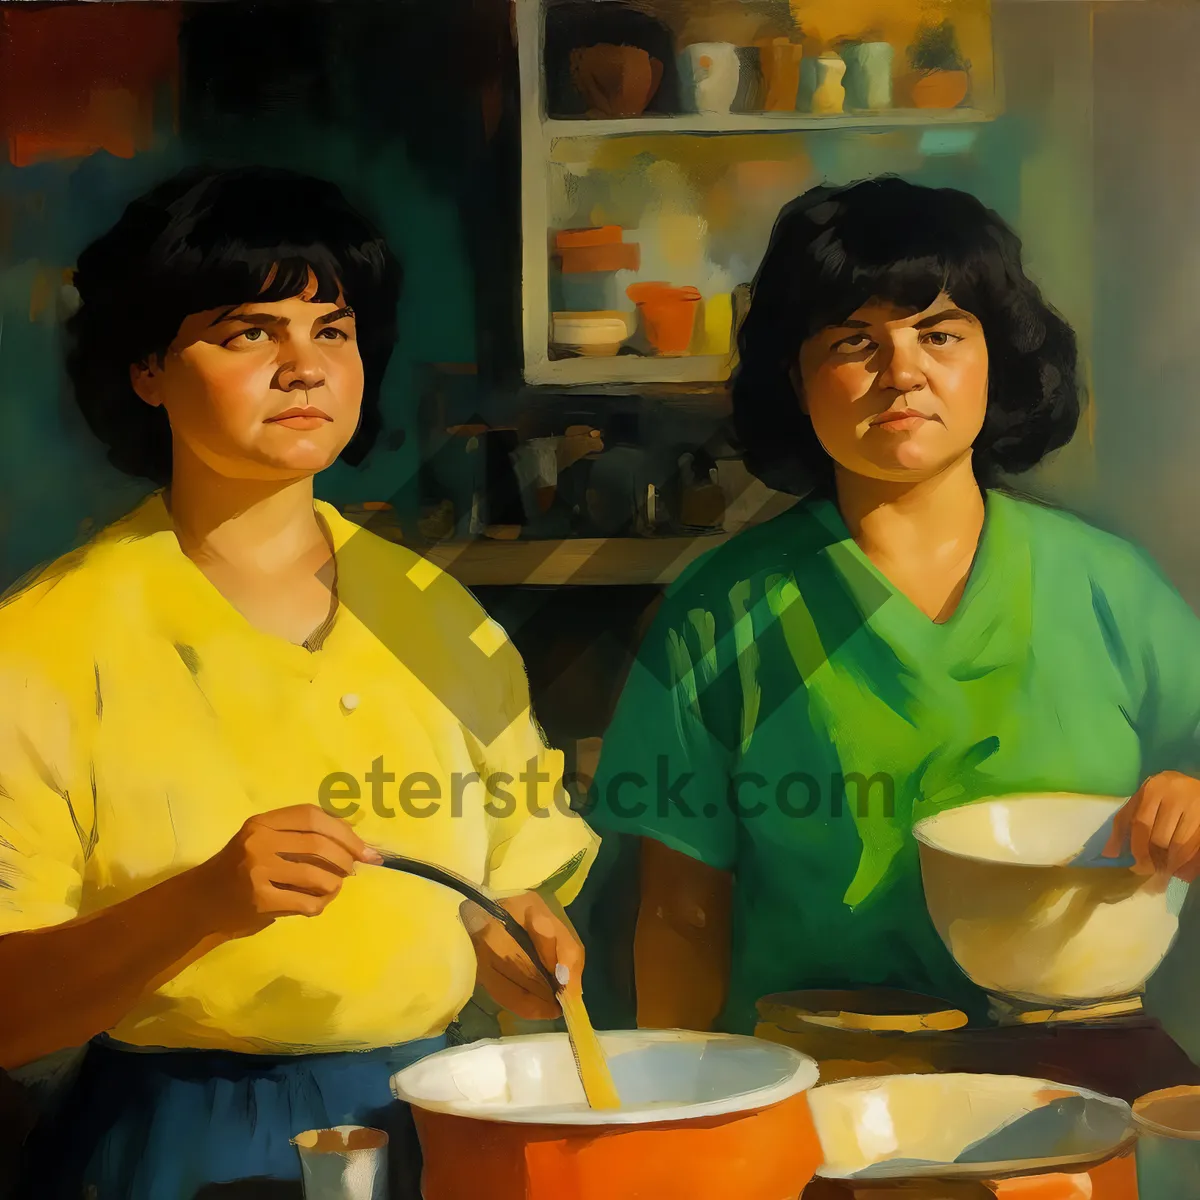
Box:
[128,490,352,665]
[804,489,1031,659]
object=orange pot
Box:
[394,1030,822,1200]
[557,242,640,274]
[911,68,969,108]
[413,1091,820,1200]
[556,226,623,250]
[627,282,701,355]
[757,38,804,111]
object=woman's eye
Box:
[316,327,348,341]
[833,334,873,354]
[922,330,961,347]
[225,327,268,347]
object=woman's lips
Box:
[266,407,332,431]
[870,408,932,431]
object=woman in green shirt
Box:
[580,176,1200,1036]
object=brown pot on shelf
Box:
[569,44,663,118]
[910,68,970,108]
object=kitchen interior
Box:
[3,0,1200,1196]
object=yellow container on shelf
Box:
[698,292,733,356]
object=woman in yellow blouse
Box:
[0,166,598,1199]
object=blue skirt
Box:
[20,1034,448,1200]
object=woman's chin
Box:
[209,450,342,482]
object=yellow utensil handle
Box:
[560,991,621,1110]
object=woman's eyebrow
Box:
[914,307,975,328]
[207,305,354,328]
[831,318,871,330]
[209,308,285,327]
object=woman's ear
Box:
[130,358,164,408]
[788,361,808,414]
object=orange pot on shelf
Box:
[911,68,970,108]
[557,242,640,274]
[627,282,701,355]
[757,38,804,111]
[555,225,623,250]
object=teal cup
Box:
[1134,1086,1200,1198]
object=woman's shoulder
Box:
[320,504,492,635]
[0,498,171,713]
[996,489,1168,576]
[995,489,1187,618]
[663,494,841,611]
[0,496,166,647]
[320,506,525,710]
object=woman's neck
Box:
[832,454,987,621]
[166,444,328,575]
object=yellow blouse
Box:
[0,494,598,1053]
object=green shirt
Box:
[582,489,1200,1034]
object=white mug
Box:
[682,43,740,114]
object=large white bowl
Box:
[810,1072,1135,1181]
[391,1028,817,1125]
[914,794,1189,1007]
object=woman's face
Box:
[131,272,364,481]
[796,292,989,483]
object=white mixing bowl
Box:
[913,794,1189,1007]
[810,1072,1134,1182]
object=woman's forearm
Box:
[634,839,732,1031]
[0,868,226,1070]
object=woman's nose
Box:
[274,346,326,392]
[876,335,927,392]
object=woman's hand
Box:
[466,891,584,1021]
[1104,771,1200,879]
[189,803,384,939]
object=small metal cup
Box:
[292,1125,388,1200]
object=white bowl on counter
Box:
[809,1072,1135,1182]
[914,794,1189,1008]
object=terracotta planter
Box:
[627,282,701,355]
[570,44,662,118]
[911,68,970,109]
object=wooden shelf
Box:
[414,534,730,586]
[544,108,995,140]
[525,353,732,388]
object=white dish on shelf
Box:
[551,311,631,357]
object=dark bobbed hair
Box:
[731,176,1080,496]
[66,165,402,485]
